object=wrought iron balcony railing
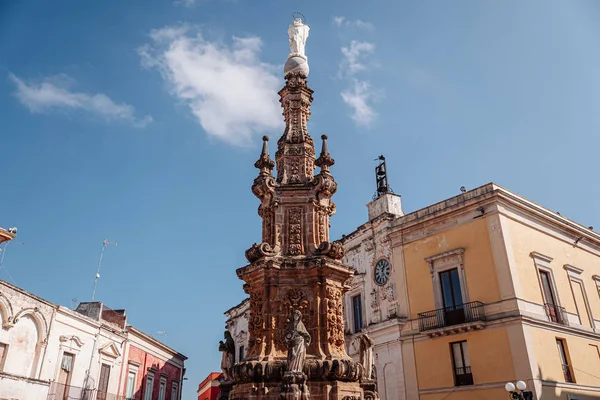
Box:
[418,301,485,332]
[562,364,574,383]
[543,303,569,326]
[47,382,127,400]
[454,366,474,386]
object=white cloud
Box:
[174,0,197,7]
[341,80,376,126]
[340,41,375,76]
[9,74,152,127]
[332,16,374,31]
[139,25,282,146]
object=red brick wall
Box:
[125,345,182,400]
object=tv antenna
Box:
[156,330,167,342]
[91,240,118,301]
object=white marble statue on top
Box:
[288,17,310,59]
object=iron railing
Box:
[562,364,574,383]
[454,366,473,386]
[544,303,569,326]
[47,382,127,400]
[418,301,485,332]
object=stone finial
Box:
[315,134,335,172]
[254,135,275,174]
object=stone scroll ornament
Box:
[218,331,235,382]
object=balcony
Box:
[47,382,126,400]
[544,303,569,326]
[418,301,485,337]
[454,366,474,386]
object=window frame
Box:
[158,375,167,400]
[531,252,561,307]
[449,340,473,387]
[564,264,595,328]
[556,338,575,383]
[425,248,469,310]
[0,342,8,372]
[238,345,245,362]
[144,372,155,400]
[351,294,364,333]
[171,381,179,400]
[125,364,138,400]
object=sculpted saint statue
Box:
[219,331,235,381]
[288,18,310,58]
[285,309,311,373]
[359,333,375,380]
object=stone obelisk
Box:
[226,16,371,400]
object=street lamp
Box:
[505,380,533,400]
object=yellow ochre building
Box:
[341,182,600,400]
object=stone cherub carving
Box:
[288,18,310,59]
[285,309,311,372]
[219,330,235,381]
[359,333,375,380]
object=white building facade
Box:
[341,192,408,400]
[224,299,249,364]
[0,278,185,400]
[0,280,55,399]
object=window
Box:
[440,268,463,309]
[56,352,75,399]
[538,270,565,324]
[0,343,7,372]
[158,376,167,400]
[556,338,575,383]
[145,373,154,400]
[171,382,179,400]
[239,345,245,362]
[425,248,468,311]
[125,369,137,400]
[450,341,473,386]
[351,294,363,333]
[97,363,111,400]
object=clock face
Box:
[374,259,391,286]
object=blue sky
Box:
[2,0,600,398]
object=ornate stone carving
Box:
[245,242,277,263]
[285,310,311,373]
[290,159,301,184]
[380,284,395,301]
[325,287,344,348]
[247,289,264,355]
[288,18,310,59]
[316,241,345,260]
[359,334,374,380]
[288,208,303,255]
[219,331,235,381]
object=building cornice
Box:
[127,325,188,361]
[224,298,250,318]
[0,280,58,309]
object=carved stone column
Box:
[226,17,364,400]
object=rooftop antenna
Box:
[156,330,167,342]
[91,240,118,301]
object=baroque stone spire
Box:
[229,16,368,400]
